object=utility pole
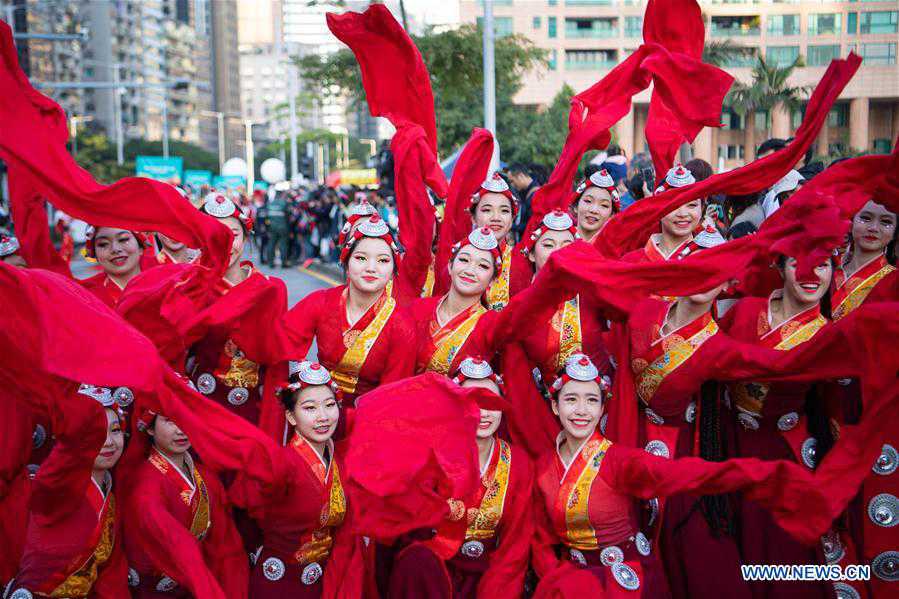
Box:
[482,0,496,137]
[162,87,169,159]
[200,110,226,172]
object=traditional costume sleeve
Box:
[530,459,562,578]
[203,472,251,599]
[6,164,70,276]
[90,525,130,599]
[433,129,495,296]
[594,53,861,259]
[322,490,368,599]
[0,393,36,582]
[379,310,418,385]
[124,476,234,599]
[499,344,560,459]
[476,448,534,599]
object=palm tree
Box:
[725,55,809,162]
[702,40,745,67]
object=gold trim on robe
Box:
[465,439,513,541]
[51,493,116,598]
[832,256,895,321]
[485,244,512,311]
[332,290,397,395]
[425,304,486,374]
[633,318,718,404]
[556,436,613,551]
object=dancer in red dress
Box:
[7,386,129,599]
[470,174,519,310]
[80,227,145,308]
[384,358,533,598]
[122,407,248,599]
[153,232,199,266]
[572,169,620,243]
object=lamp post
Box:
[82,59,125,165]
[68,115,94,159]
[200,110,226,173]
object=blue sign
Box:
[213,175,247,191]
[183,169,213,188]
[253,181,269,191]
[136,155,184,184]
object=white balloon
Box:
[222,157,248,177]
[260,158,287,184]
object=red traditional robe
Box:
[228,435,361,599]
[280,283,417,403]
[828,253,899,598]
[11,403,128,598]
[123,448,248,599]
[719,292,833,599]
[620,234,694,264]
[80,272,127,309]
[386,438,534,599]
[187,265,286,426]
[0,398,37,584]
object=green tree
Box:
[702,39,745,67]
[500,85,574,166]
[295,24,547,159]
[725,55,808,162]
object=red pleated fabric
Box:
[594,53,862,259]
[433,128,495,296]
[326,3,438,155]
[0,22,231,275]
[6,164,71,276]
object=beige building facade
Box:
[460,0,899,169]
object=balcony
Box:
[565,18,618,39]
[710,15,761,37]
[565,49,618,70]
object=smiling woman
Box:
[79,226,145,308]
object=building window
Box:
[548,17,557,38]
[722,46,758,67]
[721,109,742,131]
[549,49,557,70]
[565,17,617,39]
[565,0,613,5]
[548,0,557,5]
[710,15,760,37]
[533,16,541,30]
[808,13,841,36]
[807,44,841,66]
[624,16,642,38]
[476,16,513,38]
[828,104,848,128]
[860,11,898,34]
[848,12,858,34]
[766,45,800,66]
[873,139,892,154]
[768,14,799,36]
[564,49,617,70]
[860,43,897,65]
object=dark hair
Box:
[684,158,713,182]
[278,373,336,412]
[507,163,530,177]
[727,221,758,241]
[626,173,647,201]
[674,381,735,538]
[804,384,835,469]
[757,138,788,156]
[724,191,760,223]
[607,144,622,157]
[583,163,602,179]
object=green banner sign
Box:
[136,155,184,184]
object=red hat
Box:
[201,192,254,231]
[472,172,519,218]
[575,169,621,212]
[451,356,506,399]
[549,354,611,398]
[339,213,400,264]
[523,209,578,257]
[450,226,503,273]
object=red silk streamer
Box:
[521,0,732,248]
[594,53,862,260]
[327,3,438,155]
[433,128,495,295]
[5,164,70,276]
[0,22,231,276]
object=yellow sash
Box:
[421,261,436,298]
[563,438,612,551]
[426,305,486,374]
[332,292,397,395]
[465,439,512,540]
[485,245,512,311]
[51,494,116,598]
[635,319,718,404]
[295,461,347,565]
[833,263,895,321]
[555,297,583,372]
[189,467,211,541]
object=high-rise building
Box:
[459,0,899,169]
[211,0,245,160]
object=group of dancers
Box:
[0,1,898,598]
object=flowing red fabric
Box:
[6,164,70,276]
[327,3,438,155]
[434,128,495,295]
[341,374,499,544]
[519,0,731,275]
[595,53,862,259]
[0,22,231,274]
[499,343,560,459]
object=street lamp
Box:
[68,115,94,159]
[243,119,269,193]
[200,110,226,173]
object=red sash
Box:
[148,449,211,540]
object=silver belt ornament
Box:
[32,424,46,449]
[262,557,285,581]
[867,493,898,528]
[634,532,651,557]
[644,408,664,426]
[777,412,799,432]
[647,498,660,527]
[800,437,817,469]
[611,562,641,590]
[9,590,32,599]
[738,412,760,431]
[196,373,217,395]
[301,562,323,585]
[156,576,178,592]
[873,444,897,476]
[568,548,587,565]
[820,530,845,564]
[832,582,860,599]
[871,550,899,581]
[26,464,39,479]
[228,387,250,406]
[128,568,140,587]
[113,386,134,407]
[685,402,696,424]
[599,545,624,566]
[461,540,485,558]
[644,440,670,459]
[600,413,608,435]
